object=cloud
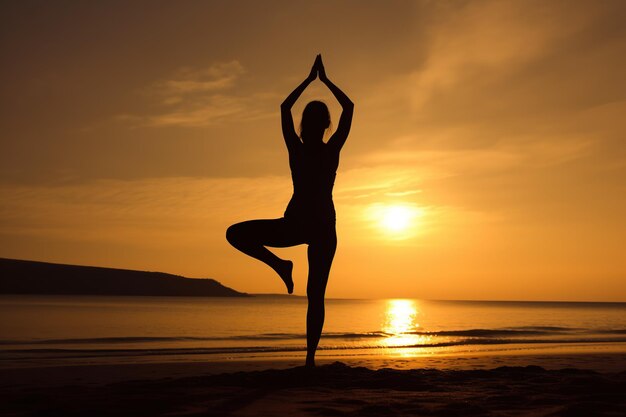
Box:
[0,176,292,247]
[358,134,593,175]
[152,61,245,96]
[348,0,626,211]
[411,0,600,111]
[118,61,277,128]
[146,94,249,127]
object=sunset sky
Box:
[1,1,625,301]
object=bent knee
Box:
[226,223,242,246]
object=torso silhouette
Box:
[284,142,338,228]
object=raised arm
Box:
[318,56,354,150]
[281,58,317,151]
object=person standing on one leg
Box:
[227,55,353,367]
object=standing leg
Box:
[305,227,337,367]
[226,219,304,294]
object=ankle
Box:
[305,355,315,367]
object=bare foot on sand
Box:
[278,260,294,294]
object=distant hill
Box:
[0,258,248,297]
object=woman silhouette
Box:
[226,55,353,367]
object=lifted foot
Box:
[278,260,294,294]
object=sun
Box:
[366,203,423,238]
[381,206,413,232]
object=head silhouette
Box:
[299,101,331,143]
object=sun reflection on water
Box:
[382,299,432,353]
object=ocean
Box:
[1,295,625,367]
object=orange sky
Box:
[1,1,625,301]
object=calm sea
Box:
[1,295,625,365]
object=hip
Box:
[284,197,336,222]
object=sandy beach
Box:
[2,348,625,417]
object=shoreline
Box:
[2,343,625,387]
